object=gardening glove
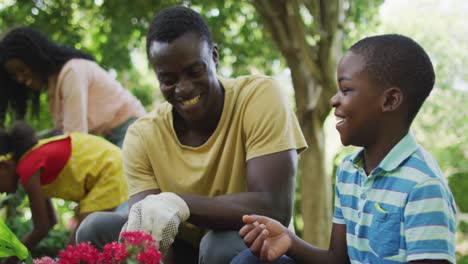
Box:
[121,192,190,253]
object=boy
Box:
[233,34,457,264]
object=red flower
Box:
[135,247,162,264]
[37,231,162,263]
[120,230,155,247]
[58,242,100,264]
[99,242,129,264]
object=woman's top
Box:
[47,59,146,135]
[16,133,128,213]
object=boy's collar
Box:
[378,133,419,171]
[349,133,419,172]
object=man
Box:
[77,6,307,264]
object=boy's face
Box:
[330,51,384,147]
[0,160,18,193]
[147,32,223,125]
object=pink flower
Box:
[33,256,57,264]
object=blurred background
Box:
[1,0,466,261]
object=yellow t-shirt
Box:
[122,75,307,243]
[40,133,128,213]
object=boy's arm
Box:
[409,260,449,263]
[240,215,349,264]
[22,170,57,250]
[287,223,349,264]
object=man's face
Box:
[148,32,223,125]
[330,51,384,147]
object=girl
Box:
[0,121,128,255]
[0,26,146,147]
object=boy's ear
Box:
[381,87,404,112]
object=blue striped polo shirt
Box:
[333,133,457,263]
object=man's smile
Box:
[181,94,201,106]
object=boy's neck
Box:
[362,127,409,175]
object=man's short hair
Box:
[147,6,213,55]
[349,34,435,123]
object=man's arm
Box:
[182,149,297,229]
[129,189,161,209]
[128,149,297,230]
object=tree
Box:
[249,0,382,246]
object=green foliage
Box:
[449,173,468,213]
[412,88,467,214]
[1,193,73,259]
[460,220,468,234]
[0,0,282,76]
[458,255,468,264]
[0,218,29,260]
[356,0,468,90]
[342,0,384,49]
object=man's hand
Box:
[239,214,292,262]
[121,192,190,253]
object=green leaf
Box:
[0,218,29,260]
[25,253,34,264]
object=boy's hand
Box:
[239,214,292,262]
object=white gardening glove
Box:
[120,192,190,253]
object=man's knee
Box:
[199,230,247,264]
[230,249,296,264]
[230,249,261,264]
[76,212,127,249]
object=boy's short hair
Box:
[349,34,435,123]
[146,6,214,55]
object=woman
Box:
[0,26,146,147]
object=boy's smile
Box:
[330,51,384,147]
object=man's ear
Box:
[211,44,219,67]
[382,87,404,112]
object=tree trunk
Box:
[291,65,332,247]
[251,0,342,246]
[299,115,331,246]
